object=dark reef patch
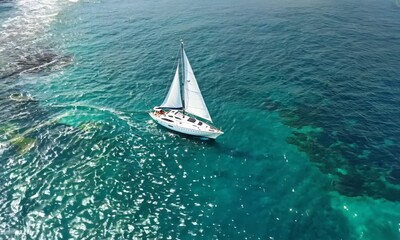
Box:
[263,97,400,201]
[0,52,73,79]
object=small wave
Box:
[9,92,37,102]
[0,142,10,156]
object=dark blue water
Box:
[1,0,400,239]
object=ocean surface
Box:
[1,0,400,239]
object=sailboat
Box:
[149,41,224,139]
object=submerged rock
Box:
[10,136,35,155]
[0,124,18,139]
[0,124,35,155]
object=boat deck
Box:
[150,109,223,139]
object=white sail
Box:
[183,49,212,122]
[160,64,182,109]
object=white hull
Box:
[149,110,223,139]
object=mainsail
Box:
[182,49,212,122]
[160,63,182,109]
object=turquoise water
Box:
[1,0,400,239]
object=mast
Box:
[179,42,213,122]
[180,40,185,112]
